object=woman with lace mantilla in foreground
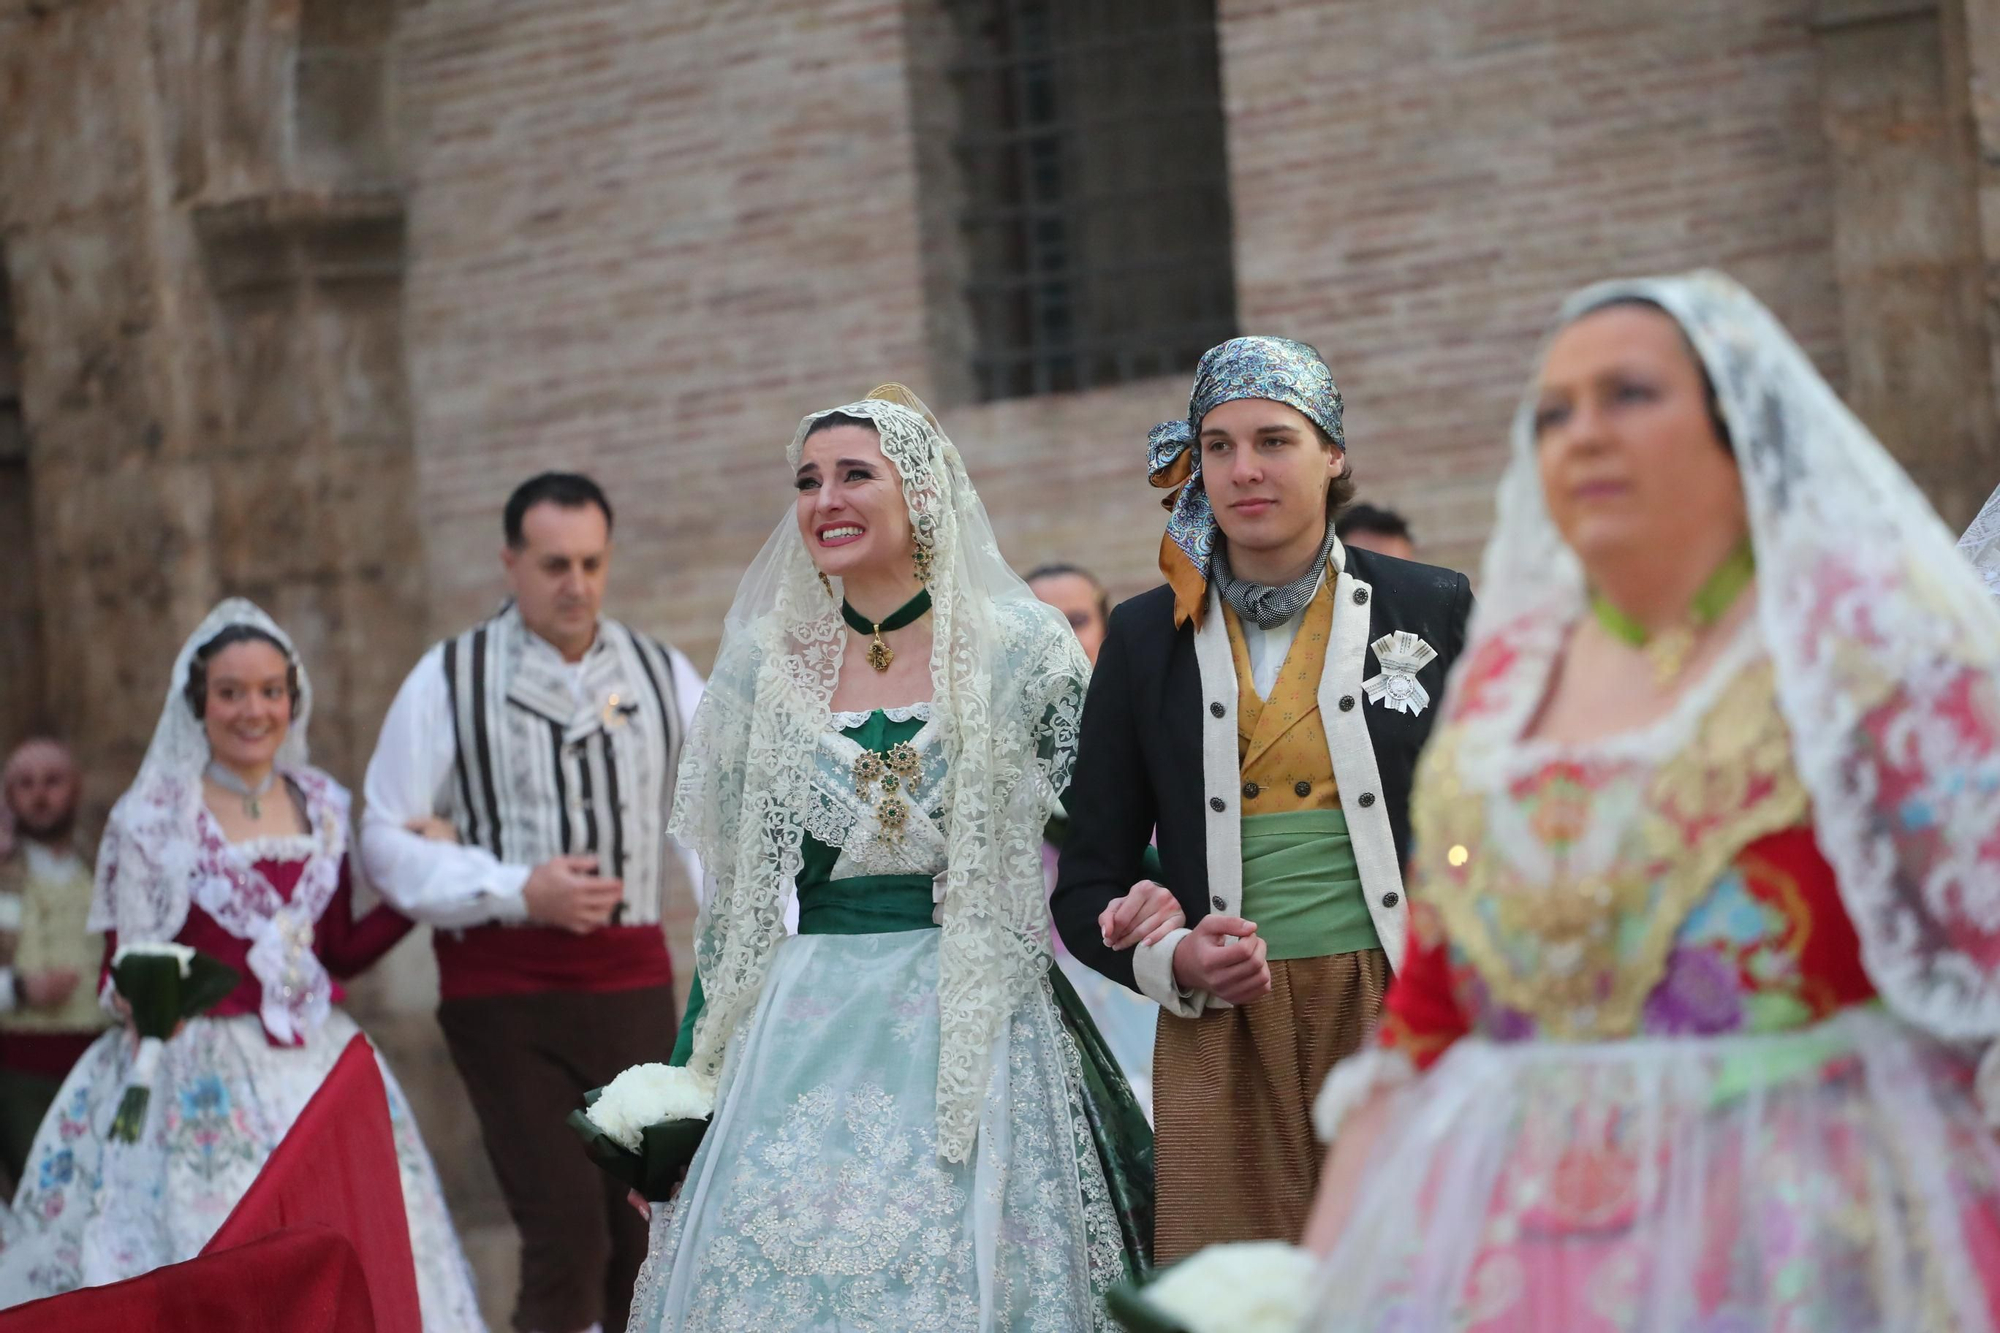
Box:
[627,387,1152,1332]
[1286,273,2000,1332]
[1959,480,2000,597]
[0,600,483,1328]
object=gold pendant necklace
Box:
[1644,627,1696,686]
[840,588,934,674]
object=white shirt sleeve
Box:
[361,646,533,929]
[665,646,708,909]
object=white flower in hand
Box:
[585,1063,716,1152]
[1147,1242,1316,1333]
[111,941,196,978]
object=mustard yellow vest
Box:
[1224,578,1340,812]
[1221,576,1378,959]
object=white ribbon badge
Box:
[1362,631,1438,717]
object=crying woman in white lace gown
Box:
[627,386,1154,1333]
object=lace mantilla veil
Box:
[668,387,1089,1163]
[1959,482,2000,597]
[1455,270,2000,1057]
[88,597,349,1044]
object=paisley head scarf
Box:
[1148,336,1347,627]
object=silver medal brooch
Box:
[1362,631,1438,717]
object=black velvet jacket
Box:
[1052,545,1472,994]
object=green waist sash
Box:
[671,874,938,1063]
[1240,809,1378,960]
[796,873,939,935]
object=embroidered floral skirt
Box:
[629,930,1139,1333]
[0,1011,484,1330]
[1303,1008,2000,1333]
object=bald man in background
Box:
[0,740,110,1185]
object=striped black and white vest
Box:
[439,607,690,926]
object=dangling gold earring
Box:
[912,537,934,586]
[819,571,834,598]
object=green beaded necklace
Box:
[1589,541,1755,684]
[841,588,933,672]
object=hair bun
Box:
[865,383,940,430]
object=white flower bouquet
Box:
[1106,1242,1317,1333]
[566,1062,716,1201]
[108,941,241,1142]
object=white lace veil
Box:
[1458,270,2000,1044]
[90,598,316,941]
[668,388,1089,1163]
[1958,482,2000,597]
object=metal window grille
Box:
[948,0,1237,401]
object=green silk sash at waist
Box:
[797,873,939,936]
[671,874,938,1065]
[1239,809,1378,960]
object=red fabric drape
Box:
[202,1033,421,1333]
[0,1226,378,1333]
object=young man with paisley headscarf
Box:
[1052,337,1473,1259]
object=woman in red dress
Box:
[0,599,483,1329]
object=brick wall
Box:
[397,0,937,669]
[1214,0,1846,577]
[398,0,1852,664]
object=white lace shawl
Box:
[1457,270,2000,1046]
[1959,482,2000,597]
[87,598,349,1044]
[668,396,1088,1163]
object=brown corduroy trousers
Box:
[1150,948,1389,1262]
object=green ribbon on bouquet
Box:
[566,1089,710,1202]
[109,945,241,1143]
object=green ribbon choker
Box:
[1590,541,1755,683]
[841,588,933,672]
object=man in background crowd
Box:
[1334,502,1417,561]
[0,739,110,1187]
[1027,562,1111,665]
[364,472,704,1333]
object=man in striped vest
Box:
[363,472,703,1333]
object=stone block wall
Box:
[0,0,429,810]
[1212,0,1850,577]
[0,270,41,747]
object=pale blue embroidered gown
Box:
[628,705,1149,1333]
